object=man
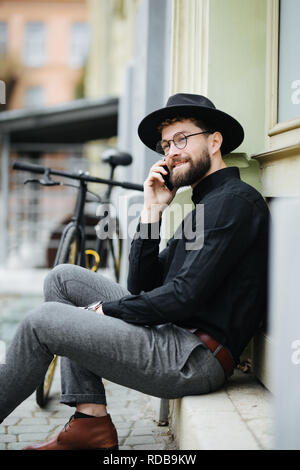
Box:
[0,94,269,450]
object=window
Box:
[264,0,300,150]
[24,86,45,108]
[0,22,7,58]
[278,0,300,123]
[23,22,46,67]
[69,22,90,68]
[253,0,300,196]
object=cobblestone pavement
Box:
[0,359,177,451]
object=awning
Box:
[0,96,119,145]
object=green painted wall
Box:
[207,0,267,158]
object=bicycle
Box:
[12,150,143,407]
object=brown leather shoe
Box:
[22,414,118,450]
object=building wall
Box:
[85,0,140,99]
[169,0,267,162]
[207,0,267,158]
[0,0,89,109]
[0,0,94,269]
[83,0,141,184]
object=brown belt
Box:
[194,330,235,378]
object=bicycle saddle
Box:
[101,149,132,167]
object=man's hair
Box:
[157,114,214,134]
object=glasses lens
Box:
[174,133,187,149]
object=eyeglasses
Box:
[156,131,212,156]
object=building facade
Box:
[0,0,90,109]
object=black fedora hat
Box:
[138,93,244,156]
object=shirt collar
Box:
[192,166,240,204]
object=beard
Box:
[170,148,211,189]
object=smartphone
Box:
[162,165,174,191]
[83,300,103,311]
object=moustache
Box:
[171,158,191,170]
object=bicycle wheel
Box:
[85,249,100,272]
[36,225,80,408]
[54,224,78,266]
[95,217,122,282]
[110,217,122,282]
[108,235,122,282]
[36,355,58,408]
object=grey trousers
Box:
[0,264,225,423]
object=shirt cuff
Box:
[134,220,161,241]
[101,301,117,317]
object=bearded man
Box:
[0,94,269,450]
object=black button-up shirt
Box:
[102,167,269,363]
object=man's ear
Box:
[209,131,223,154]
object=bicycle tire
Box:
[36,225,80,408]
[36,355,58,408]
[110,217,122,282]
[95,217,122,282]
[54,224,78,266]
[108,236,123,282]
[36,220,121,407]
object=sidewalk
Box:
[170,369,274,450]
[0,359,177,451]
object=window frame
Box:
[266,0,300,151]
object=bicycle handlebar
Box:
[12,160,144,192]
